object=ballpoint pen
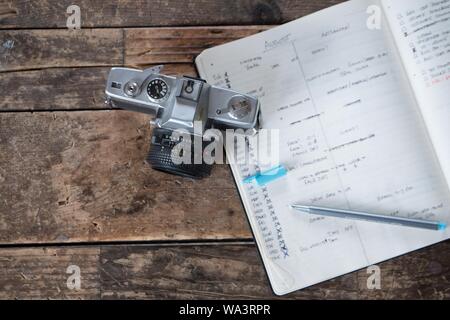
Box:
[290,204,447,231]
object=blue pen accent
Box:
[243,165,287,186]
[438,222,447,230]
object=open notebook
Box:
[196,0,450,295]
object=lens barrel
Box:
[146,127,212,179]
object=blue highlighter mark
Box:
[438,222,447,230]
[243,165,287,186]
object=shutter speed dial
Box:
[147,79,169,101]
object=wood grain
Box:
[0,242,448,299]
[0,0,344,29]
[0,111,250,244]
[0,64,196,111]
[0,26,268,72]
[0,247,100,299]
[124,26,270,67]
[0,29,123,71]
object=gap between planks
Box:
[0,238,255,249]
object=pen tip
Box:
[290,204,311,213]
[290,204,309,209]
[438,222,447,230]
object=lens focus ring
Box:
[146,128,211,179]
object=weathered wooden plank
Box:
[0,29,123,71]
[0,64,196,111]
[0,110,249,244]
[0,0,345,29]
[0,242,448,299]
[124,26,270,67]
[0,247,100,299]
[100,242,450,299]
[0,26,267,71]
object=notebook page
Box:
[382,0,450,187]
[197,0,450,294]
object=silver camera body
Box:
[105,65,260,178]
[105,65,259,134]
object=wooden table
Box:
[0,0,448,299]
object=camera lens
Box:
[146,127,212,179]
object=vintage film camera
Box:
[105,65,260,178]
